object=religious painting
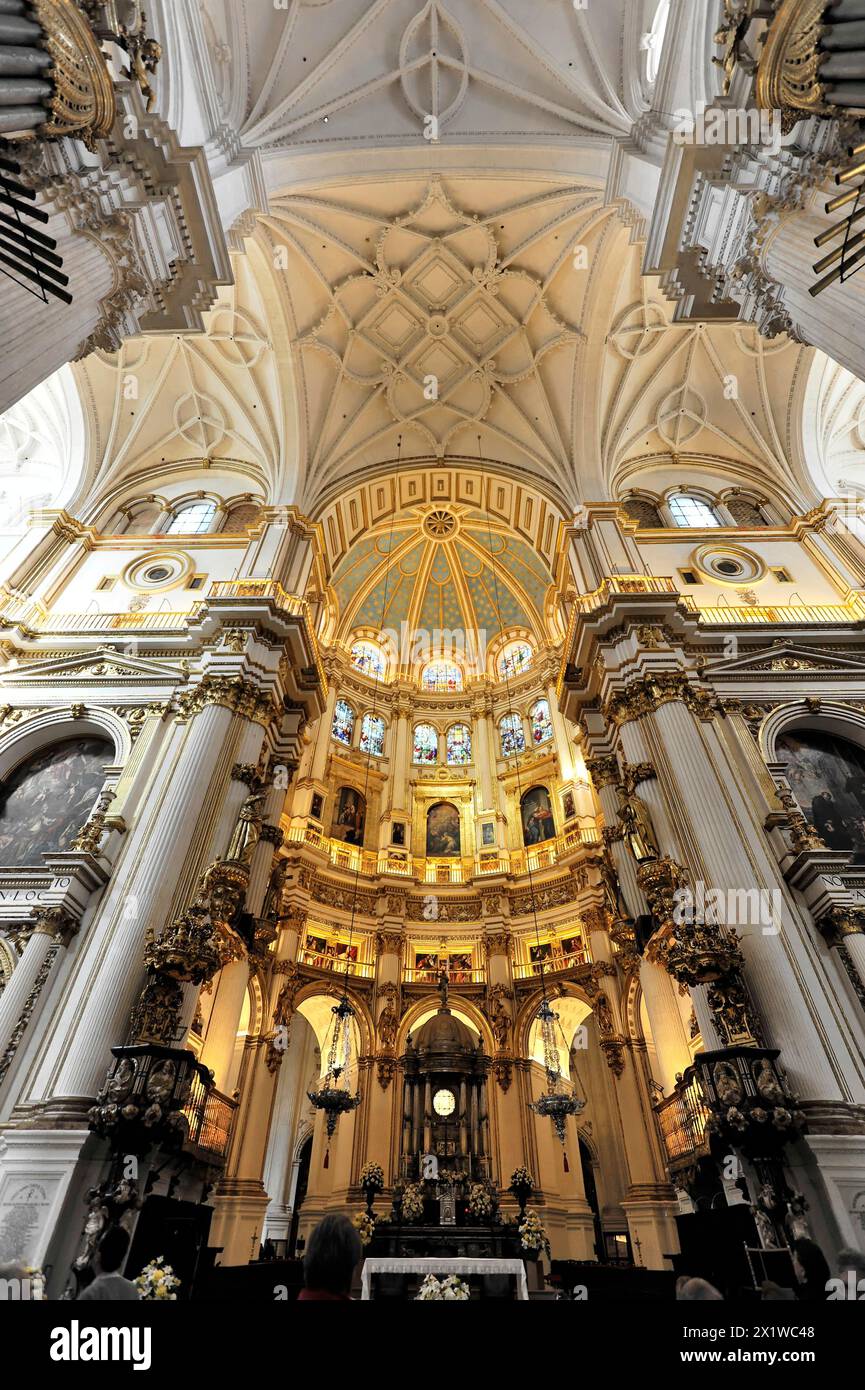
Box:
[481,821,495,846]
[562,790,576,821]
[521,785,555,846]
[426,801,461,857]
[0,737,111,869]
[776,728,865,852]
[561,934,585,961]
[529,942,552,973]
[310,792,323,820]
[331,786,366,846]
[415,951,438,979]
[391,821,406,847]
[334,941,358,963]
[448,952,472,983]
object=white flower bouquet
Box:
[509,1165,535,1192]
[401,1181,426,1222]
[352,1211,376,1247]
[359,1161,385,1191]
[134,1256,180,1300]
[518,1208,550,1256]
[466,1182,494,1219]
[416,1274,471,1301]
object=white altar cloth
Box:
[360,1256,529,1301]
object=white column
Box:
[32,702,237,1101]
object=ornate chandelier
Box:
[528,998,586,1144]
[307,995,361,1144]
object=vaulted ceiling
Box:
[201,0,643,155]
[328,502,554,646]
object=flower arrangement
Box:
[518,1208,550,1257]
[416,1274,471,1301]
[509,1166,535,1192]
[352,1211,376,1247]
[466,1182,494,1220]
[359,1161,384,1191]
[134,1257,180,1300]
[401,1181,426,1223]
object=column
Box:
[197,959,250,1094]
[33,700,238,1103]
[638,957,693,1095]
[0,910,76,1079]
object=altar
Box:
[361,1257,530,1301]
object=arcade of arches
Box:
[1,0,865,1302]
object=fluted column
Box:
[638,957,693,1095]
[648,696,863,1100]
[0,910,76,1074]
[31,701,237,1102]
[198,959,250,1094]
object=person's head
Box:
[676,1277,723,1301]
[303,1213,362,1296]
[94,1225,131,1276]
[792,1237,830,1289]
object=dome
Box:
[415,1008,478,1053]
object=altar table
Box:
[360,1256,530,1301]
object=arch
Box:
[412,723,439,765]
[396,992,494,1056]
[426,800,461,857]
[331,698,356,746]
[330,786,366,847]
[446,722,472,765]
[767,716,865,850]
[292,980,375,1060]
[762,700,865,766]
[0,733,115,867]
[358,712,385,758]
[529,698,553,747]
[0,707,129,781]
[421,659,463,693]
[620,493,663,528]
[496,637,534,681]
[165,497,219,535]
[499,712,525,758]
[514,982,594,1063]
[350,639,388,681]
[664,490,721,528]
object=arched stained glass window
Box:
[422,660,462,692]
[530,699,553,745]
[446,724,472,765]
[331,699,355,746]
[413,724,439,764]
[500,713,525,758]
[351,641,386,679]
[359,713,385,758]
[668,495,720,528]
[498,641,533,680]
[165,500,217,534]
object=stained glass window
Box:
[413,724,439,764]
[668,495,720,528]
[422,660,463,692]
[359,713,385,757]
[500,713,525,757]
[331,699,355,746]
[166,500,217,534]
[530,699,553,745]
[446,724,472,765]
[351,641,386,679]
[498,641,533,680]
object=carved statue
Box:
[378,999,398,1049]
[437,969,449,1009]
[225,792,265,865]
[616,788,660,865]
[713,1,762,96]
[116,15,163,112]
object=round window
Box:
[144,566,171,583]
[693,544,765,586]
